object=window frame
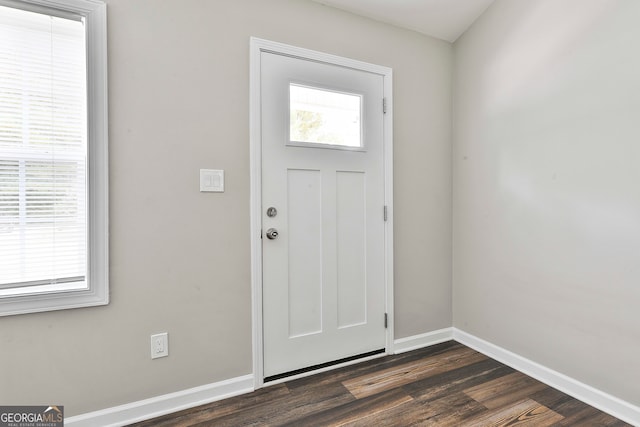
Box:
[0,0,108,316]
[287,81,366,152]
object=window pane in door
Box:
[289,84,362,148]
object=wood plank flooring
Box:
[130,341,630,426]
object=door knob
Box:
[266,228,279,240]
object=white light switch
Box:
[200,169,224,192]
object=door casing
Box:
[249,37,394,389]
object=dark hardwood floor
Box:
[130,341,630,426]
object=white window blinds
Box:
[0,5,88,292]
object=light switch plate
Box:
[200,169,224,192]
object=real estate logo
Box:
[0,406,63,427]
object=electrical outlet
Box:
[150,333,168,359]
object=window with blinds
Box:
[0,4,87,292]
[0,0,108,315]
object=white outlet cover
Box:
[200,169,224,192]
[151,333,169,359]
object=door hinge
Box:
[383,98,387,114]
[384,313,388,328]
[384,205,388,222]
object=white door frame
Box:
[249,37,394,389]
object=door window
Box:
[289,84,363,150]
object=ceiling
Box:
[310,0,496,42]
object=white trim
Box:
[249,37,394,388]
[65,374,254,427]
[453,328,640,426]
[382,65,395,355]
[393,327,454,354]
[251,38,394,77]
[0,0,109,317]
[249,37,264,390]
[64,331,640,426]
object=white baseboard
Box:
[65,330,640,426]
[393,327,453,354]
[65,374,254,427]
[453,328,640,427]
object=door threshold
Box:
[264,348,385,383]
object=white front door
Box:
[260,49,389,379]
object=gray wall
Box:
[0,0,453,415]
[453,0,640,406]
